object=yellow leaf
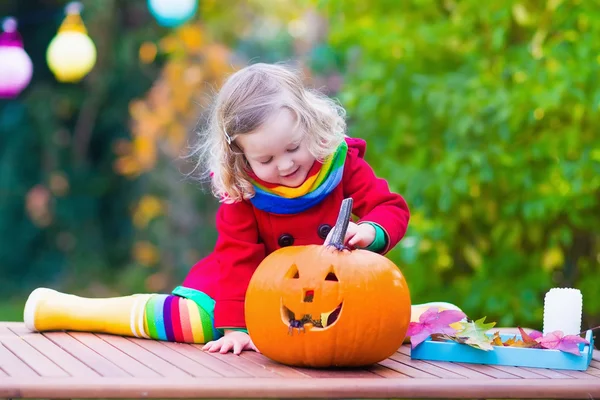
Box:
[134,241,160,266]
[133,196,164,229]
[512,4,531,26]
[114,156,141,177]
[459,204,472,220]
[139,42,157,64]
[419,239,432,252]
[437,252,453,271]
[469,183,480,198]
[133,137,157,170]
[178,25,203,51]
[463,245,483,270]
[542,247,564,271]
[159,36,180,54]
[491,331,504,346]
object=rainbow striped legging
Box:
[141,286,240,344]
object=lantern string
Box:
[0,2,83,29]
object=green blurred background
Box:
[0,0,598,338]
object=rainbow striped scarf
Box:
[248,141,348,214]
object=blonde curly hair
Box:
[190,62,346,203]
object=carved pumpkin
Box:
[245,198,412,367]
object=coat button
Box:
[317,224,332,240]
[278,234,294,247]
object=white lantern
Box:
[0,18,33,98]
[46,2,97,83]
[148,0,197,27]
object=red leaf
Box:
[535,331,590,356]
[518,327,542,345]
[407,307,466,348]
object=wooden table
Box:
[1,322,599,399]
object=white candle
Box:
[542,288,583,336]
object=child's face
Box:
[237,108,316,188]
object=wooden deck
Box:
[1,322,599,399]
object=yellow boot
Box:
[24,287,152,338]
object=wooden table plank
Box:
[68,332,161,378]
[8,325,99,378]
[290,366,381,379]
[554,368,600,379]
[0,325,68,377]
[367,357,439,379]
[397,346,495,379]
[1,322,599,399]
[97,335,191,378]
[2,377,600,399]
[0,343,38,378]
[389,352,466,379]
[43,331,130,377]
[127,337,221,377]
[163,342,250,377]
[238,351,311,378]
[520,367,574,379]
[371,359,410,378]
[585,366,600,378]
[485,365,548,379]
[455,363,521,379]
[202,350,283,378]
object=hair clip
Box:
[223,128,232,145]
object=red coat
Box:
[181,137,410,329]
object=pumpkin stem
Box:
[327,197,353,251]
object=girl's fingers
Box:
[219,340,234,354]
[233,341,243,355]
[202,341,216,351]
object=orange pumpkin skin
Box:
[245,244,412,368]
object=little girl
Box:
[24,63,429,355]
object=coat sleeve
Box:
[213,200,266,329]
[343,138,410,254]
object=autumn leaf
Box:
[491,331,504,346]
[454,317,496,351]
[535,331,590,356]
[502,335,518,346]
[406,307,466,348]
[519,327,543,341]
[431,333,469,345]
[503,327,543,348]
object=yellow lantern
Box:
[46,2,96,83]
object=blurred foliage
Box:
[0,0,161,298]
[0,0,312,309]
[317,0,600,329]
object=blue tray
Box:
[411,329,594,371]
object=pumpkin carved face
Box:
[245,199,412,368]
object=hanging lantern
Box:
[0,18,33,98]
[148,0,197,28]
[46,2,97,83]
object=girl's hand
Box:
[325,221,376,249]
[202,330,259,355]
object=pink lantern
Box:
[0,18,33,98]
